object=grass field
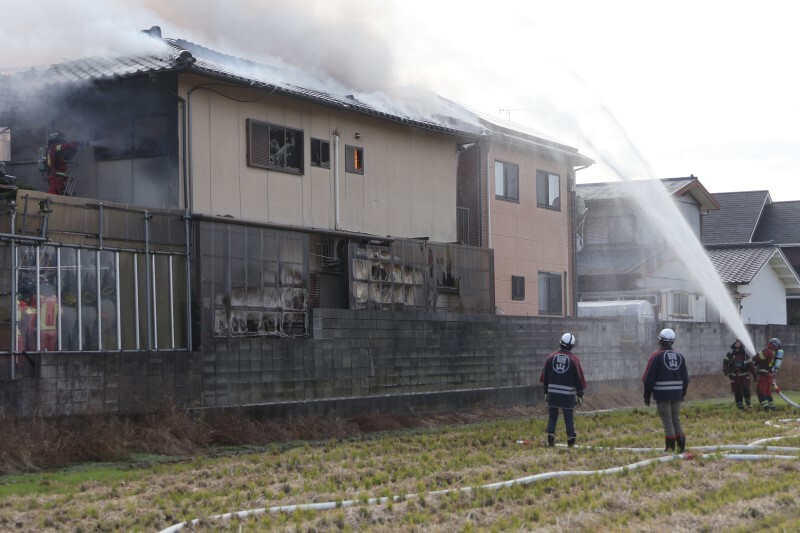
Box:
[0,368,799,532]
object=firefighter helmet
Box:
[18,277,35,299]
[658,328,676,346]
[768,338,782,350]
[48,131,66,146]
[560,332,576,350]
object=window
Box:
[310,138,330,168]
[672,292,691,317]
[495,160,519,202]
[512,275,525,300]
[538,271,562,315]
[536,171,560,210]
[246,118,304,174]
[345,145,364,174]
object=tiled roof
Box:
[701,190,770,244]
[6,34,476,137]
[577,177,696,201]
[704,244,776,283]
[753,200,800,244]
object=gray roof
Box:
[577,177,719,211]
[753,201,800,245]
[705,244,777,284]
[7,34,476,138]
[701,190,770,244]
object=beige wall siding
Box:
[180,76,458,242]
[490,142,572,316]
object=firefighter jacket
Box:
[723,347,752,378]
[540,349,587,409]
[752,348,775,376]
[643,348,689,403]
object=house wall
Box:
[181,75,458,243]
[489,143,573,316]
[1,310,795,418]
[739,265,787,325]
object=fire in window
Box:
[345,145,364,175]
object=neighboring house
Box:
[575,177,720,322]
[702,191,800,324]
[455,114,594,317]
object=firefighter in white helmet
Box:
[642,328,689,452]
[539,332,587,448]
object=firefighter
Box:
[643,328,689,452]
[540,332,587,448]
[46,132,83,195]
[34,278,59,351]
[16,277,36,352]
[723,339,753,409]
[752,338,780,411]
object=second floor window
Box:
[495,160,519,202]
[346,145,364,174]
[310,138,330,168]
[247,118,304,174]
[537,171,560,210]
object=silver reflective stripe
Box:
[548,384,577,395]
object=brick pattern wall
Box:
[1,310,796,418]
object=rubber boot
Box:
[677,436,686,453]
[547,434,555,447]
[665,438,675,452]
[567,435,576,448]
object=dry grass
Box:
[1,357,798,476]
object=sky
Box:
[3,0,799,201]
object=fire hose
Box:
[157,420,800,533]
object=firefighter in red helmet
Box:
[46,132,83,195]
[752,338,780,411]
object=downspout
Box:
[486,138,492,249]
[571,163,591,318]
[334,130,340,230]
[8,202,16,379]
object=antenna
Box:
[498,108,528,122]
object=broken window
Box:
[310,138,330,168]
[246,119,304,174]
[495,160,519,202]
[345,145,364,175]
[536,170,561,210]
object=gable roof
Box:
[701,190,771,244]
[705,243,800,292]
[577,177,719,211]
[753,200,800,245]
[5,30,477,138]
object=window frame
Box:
[511,275,525,301]
[538,271,563,315]
[345,144,364,174]
[672,291,691,317]
[246,118,304,175]
[494,160,519,202]
[536,170,561,210]
[310,138,330,168]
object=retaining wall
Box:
[0,309,796,418]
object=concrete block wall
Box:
[1,309,797,418]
